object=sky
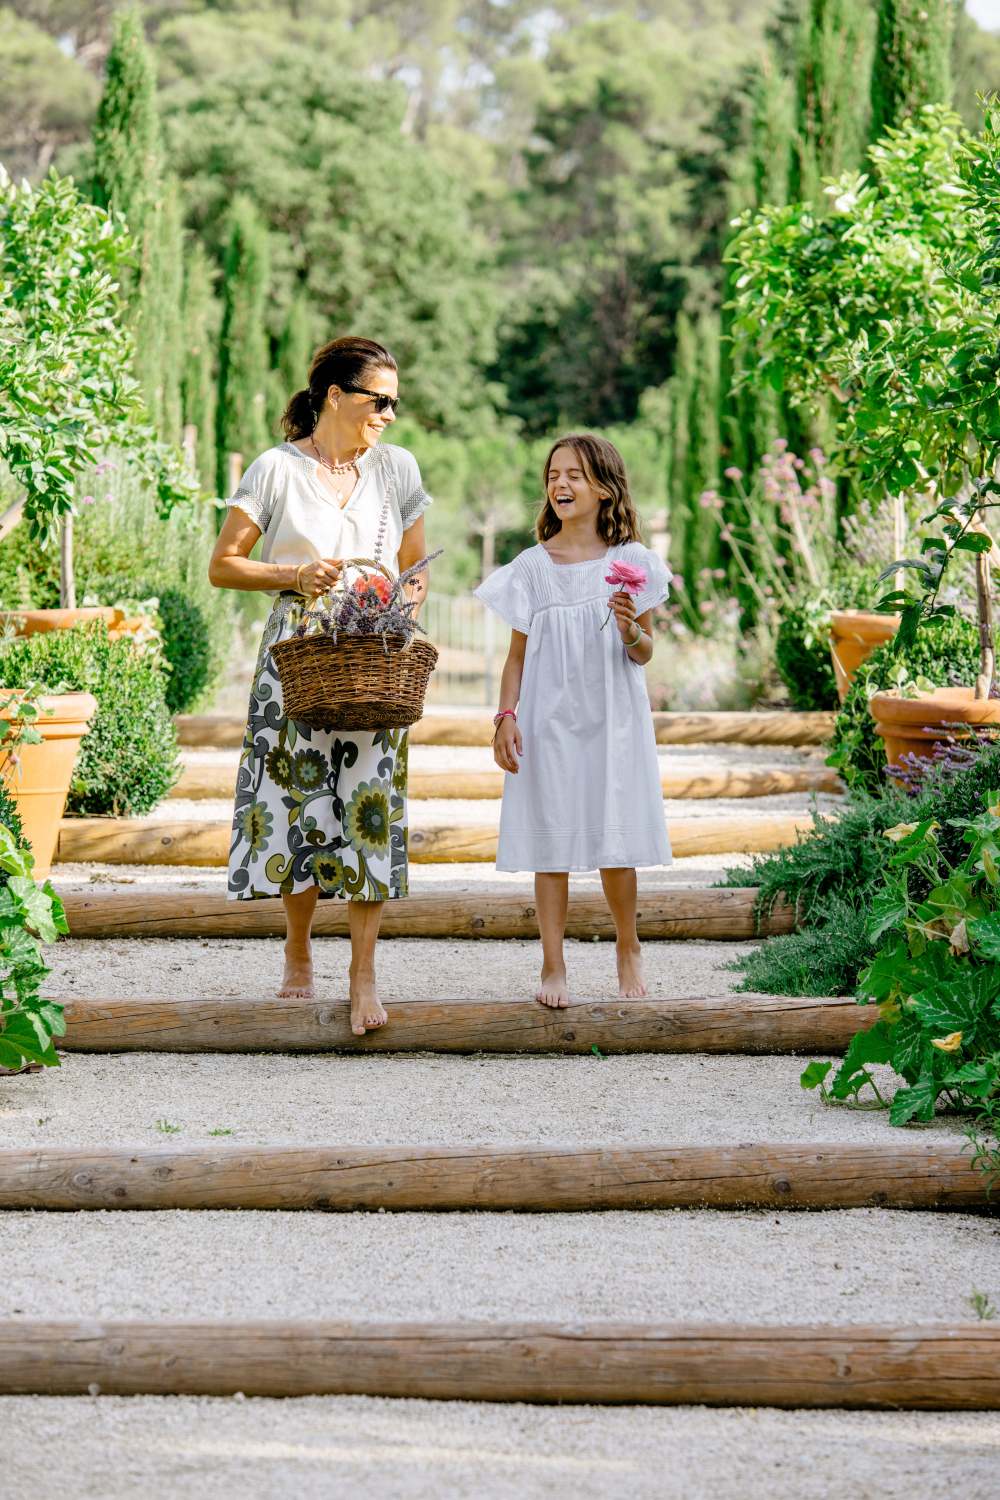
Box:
[969,0,1000,29]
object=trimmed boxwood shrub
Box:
[774,601,839,710]
[826,614,980,795]
[149,586,214,715]
[0,625,179,817]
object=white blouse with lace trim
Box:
[226,441,432,591]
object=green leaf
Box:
[889,1072,939,1126]
[911,969,994,1040]
[869,890,907,942]
[952,532,994,554]
[967,912,1000,958]
[890,1013,929,1083]
[800,1060,832,1091]
[7,877,60,944]
[832,1021,894,1099]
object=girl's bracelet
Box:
[492,708,516,742]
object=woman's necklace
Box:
[310,437,363,504]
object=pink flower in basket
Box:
[601,559,647,630]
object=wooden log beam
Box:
[0,1143,983,1213]
[59,993,870,1055]
[56,814,814,866]
[59,887,791,940]
[175,710,836,751]
[1,1320,996,1406]
[171,762,844,802]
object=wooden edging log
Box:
[56,814,814,867]
[0,1143,983,1213]
[1,1320,996,1406]
[175,710,836,750]
[59,994,870,1055]
[59,887,792,940]
[171,762,844,802]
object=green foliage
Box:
[0,626,179,817]
[791,0,875,201]
[870,0,953,142]
[775,600,839,711]
[150,585,213,714]
[800,802,1000,1155]
[730,893,872,996]
[91,6,160,243]
[180,243,219,494]
[215,195,272,493]
[827,614,979,794]
[0,825,68,1072]
[0,780,26,890]
[0,166,195,545]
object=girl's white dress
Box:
[475,541,673,872]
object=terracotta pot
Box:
[0,692,97,877]
[869,686,1000,767]
[829,610,900,702]
[2,607,119,636]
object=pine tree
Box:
[181,244,219,494]
[91,7,160,247]
[216,196,272,494]
[870,0,953,141]
[791,0,876,201]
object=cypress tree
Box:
[666,311,696,594]
[870,0,953,141]
[268,294,313,435]
[136,177,185,445]
[216,196,272,494]
[91,7,160,248]
[682,314,722,606]
[791,0,875,201]
[181,244,218,493]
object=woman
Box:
[209,335,432,1035]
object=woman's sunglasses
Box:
[344,384,400,416]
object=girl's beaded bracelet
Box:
[492,708,516,742]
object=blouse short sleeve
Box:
[632,546,672,616]
[227,452,276,534]
[474,559,534,634]
[388,445,434,532]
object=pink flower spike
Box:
[724,466,742,481]
[603,560,647,594]
[80,494,96,505]
[773,438,788,453]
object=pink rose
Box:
[604,560,647,595]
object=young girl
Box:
[474,433,672,1007]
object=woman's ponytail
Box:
[281,388,316,441]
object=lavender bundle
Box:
[292,551,442,654]
[886,723,1000,796]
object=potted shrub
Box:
[0,167,193,630]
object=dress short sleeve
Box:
[387,446,434,532]
[632,546,672,616]
[227,452,276,534]
[474,559,533,634]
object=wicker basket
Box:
[270,560,438,731]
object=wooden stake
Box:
[0,1143,983,1213]
[59,887,792,940]
[2,1320,996,1406]
[59,993,871,1056]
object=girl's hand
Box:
[610,590,638,640]
[299,558,343,596]
[493,717,522,774]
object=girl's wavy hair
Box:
[281,336,398,440]
[536,434,644,546]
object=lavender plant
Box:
[293,552,442,653]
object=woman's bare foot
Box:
[279,942,314,999]
[536,967,570,1008]
[350,962,388,1035]
[616,941,647,999]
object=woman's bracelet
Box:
[626,624,644,649]
[295,562,309,596]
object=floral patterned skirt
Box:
[227,595,409,902]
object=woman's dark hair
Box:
[281,336,398,440]
[536,433,644,546]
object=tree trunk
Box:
[59,514,76,610]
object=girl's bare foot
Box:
[279,942,314,999]
[350,962,388,1035]
[616,941,647,998]
[536,967,570,1008]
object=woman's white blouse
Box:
[227,441,432,590]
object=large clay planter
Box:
[869,686,1000,767]
[2,607,118,636]
[829,610,901,702]
[0,692,97,878]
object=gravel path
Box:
[179,743,836,774]
[1,1208,993,1324]
[43,935,755,1001]
[1,1053,965,1148]
[3,1398,996,1500]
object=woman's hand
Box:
[493,717,523,774]
[298,558,343,596]
[610,590,639,641]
